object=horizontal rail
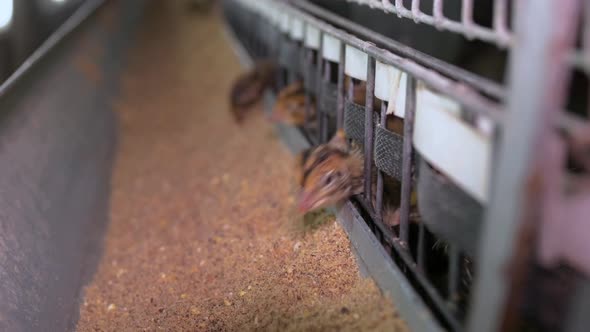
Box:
[344,0,513,47]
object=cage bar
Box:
[305,48,313,128]
[398,75,416,245]
[375,100,388,221]
[448,245,460,305]
[461,0,474,36]
[322,59,331,142]
[492,0,509,38]
[417,222,426,272]
[363,57,376,206]
[337,43,346,130]
[411,0,421,18]
[316,32,324,143]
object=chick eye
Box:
[324,171,340,185]
[324,174,333,185]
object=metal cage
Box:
[222,0,590,331]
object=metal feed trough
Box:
[0,1,145,330]
[222,0,590,331]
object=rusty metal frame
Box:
[222,0,590,331]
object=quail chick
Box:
[296,129,418,228]
[229,59,277,123]
[269,80,315,125]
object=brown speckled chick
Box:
[229,59,277,123]
[297,130,365,213]
[296,120,419,228]
[269,80,314,125]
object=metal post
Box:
[466,1,580,331]
[304,49,312,128]
[337,43,345,130]
[417,222,426,272]
[376,100,387,220]
[322,61,331,143]
[316,34,324,143]
[448,245,460,307]
[363,57,376,205]
[398,75,416,245]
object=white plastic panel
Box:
[258,1,272,18]
[269,5,280,27]
[476,116,495,136]
[280,12,290,33]
[322,34,341,63]
[304,24,321,49]
[413,83,492,204]
[374,61,407,118]
[344,45,368,81]
[290,17,304,41]
[0,0,12,31]
[248,0,259,14]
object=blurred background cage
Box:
[222,0,590,331]
[0,0,87,82]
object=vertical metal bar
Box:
[316,35,324,144]
[348,76,354,101]
[304,49,312,129]
[363,58,376,206]
[274,24,281,59]
[289,42,298,84]
[254,15,260,57]
[318,59,324,143]
[376,100,388,220]
[448,245,460,305]
[467,0,581,331]
[411,0,421,17]
[417,222,425,272]
[398,76,416,246]
[584,0,590,59]
[585,0,590,115]
[322,61,331,143]
[433,0,443,25]
[277,35,284,89]
[337,43,346,130]
[265,21,270,57]
[493,0,508,35]
[461,0,473,29]
[347,77,354,145]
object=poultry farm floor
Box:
[76,2,408,331]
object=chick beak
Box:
[267,111,284,123]
[297,192,314,213]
